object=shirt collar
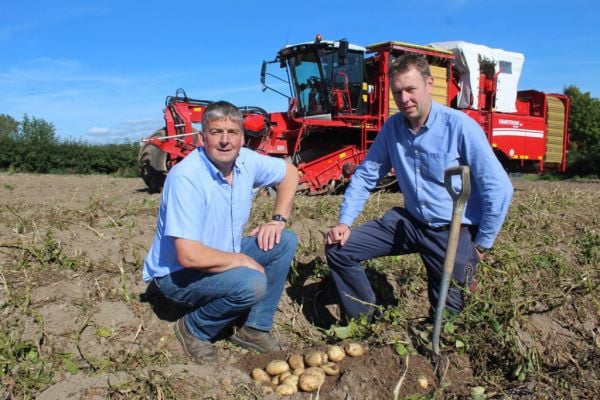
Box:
[403,100,438,134]
[197,147,241,182]
[423,101,439,130]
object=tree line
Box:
[0,85,598,178]
[564,86,600,177]
[0,114,138,177]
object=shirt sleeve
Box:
[242,148,286,188]
[162,174,208,242]
[460,117,514,248]
[339,123,393,227]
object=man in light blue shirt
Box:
[143,101,299,362]
[325,54,513,322]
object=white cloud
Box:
[87,127,110,136]
[0,54,312,143]
[81,118,162,144]
[0,58,130,87]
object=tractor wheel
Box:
[138,129,168,193]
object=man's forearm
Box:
[174,238,257,273]
[272,162,298,219]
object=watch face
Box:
[272,214,287,222]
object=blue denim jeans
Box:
[154,229,297,341]
[325,207,479,320]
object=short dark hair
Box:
[201,101,243,132]
[389,53,431,79]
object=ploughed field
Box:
[0,172,598,399]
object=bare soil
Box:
[0,173,598,399]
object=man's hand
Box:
[250,221,285,251]
[474,244,488,261]
[325,223,351,246]
[475,247,486,261]
[251,161,297,252]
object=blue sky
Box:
[1,0,599,144]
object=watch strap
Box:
[272,214,287,223]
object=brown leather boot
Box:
[230,326,288,353]
[174,318,217,362]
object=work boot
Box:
[230,326,288,354]
[174,318,217,362]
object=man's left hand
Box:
[475,246,487,261]
[250,221,285,251]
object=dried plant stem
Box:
[393,355,410,400]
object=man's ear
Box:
[426,75,434,93]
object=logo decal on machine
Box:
[498,119,522,127]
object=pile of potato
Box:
[250,342,365,395]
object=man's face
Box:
[202,117,244,173]
[390,66,433,128]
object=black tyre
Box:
[138,129,168,193]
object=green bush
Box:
[564,86,600,176]
[0,114,139,176]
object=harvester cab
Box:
[262,35,369,118]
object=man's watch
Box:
[271,214,287,223]
[475,244,489,254]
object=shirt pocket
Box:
[420,152,460,183]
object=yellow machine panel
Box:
[545,96,566,164]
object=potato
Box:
[266,359,290,376]
[298,372,323,392]
[304,350,326,367]
[279,371,292,381]
[344,342,365,357]
[275,383,297,395]
[292,367,305,376]
[320,361,340,376]
[417,375,429,388]
[303,367,326,381]
[281,374,299,387]
[287,353,305,370]
[327,345,346,362]
[251,368,270,383]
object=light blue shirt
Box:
[143,147,286,281]
[339,101,513,248]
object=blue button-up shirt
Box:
[339,101,513,248]
[143,147,286,281]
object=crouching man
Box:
[143,101,298,362]
[325,54,513,323]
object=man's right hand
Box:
[325,224,351,246]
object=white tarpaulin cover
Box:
[429,41,524,113]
